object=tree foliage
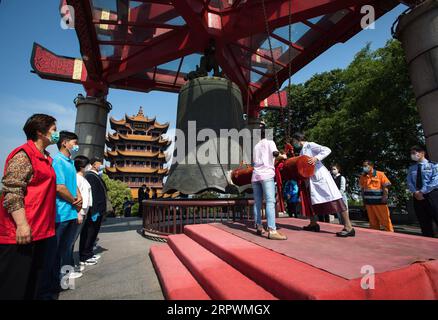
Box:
[102,174,132,216]
[263,40,423,207]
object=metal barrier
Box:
[142,198,257,240]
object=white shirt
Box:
[77,173,93,216]
[300,142,342,204]
[252,138,278,182]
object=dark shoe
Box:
[256,225,266,236]
[336,228,356,237]
[303,224,320,232]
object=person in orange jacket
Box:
[359,160,394,232]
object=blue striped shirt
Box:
[407,159,438,194]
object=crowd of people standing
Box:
[251,123,438,240]
[0,114,110,300]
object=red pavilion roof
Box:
[31,0,408,116]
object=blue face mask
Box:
[363,166,370,174]
[68,145,80,159]
[50,131,60,145]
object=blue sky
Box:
[0,1,407,176]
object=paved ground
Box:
[59,217,164,300]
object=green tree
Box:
[263,40,423,207]
[102,174,132,216]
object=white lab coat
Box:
[300,142,342,205]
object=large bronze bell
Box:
[163,76,247,195]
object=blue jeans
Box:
[37,219,77,299]
[252,178,277,231]
[71,217,85,267]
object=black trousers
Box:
[414,189,438,237]
[286,202,300,217]
[79,214,103,262]
[0,238,49,300]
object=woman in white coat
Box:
[291,133,355,237]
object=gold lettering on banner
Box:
[100,10,110,30]
[73,59,83,80]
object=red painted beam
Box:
[31,43,108,96]
[222,0,376,41]
[173,0,208,32]
[253,1,397,102]
[105,28,201,82]
[65,0,103,82]
[216,44,252,100]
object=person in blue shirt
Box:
[38,131,82,299]
[407,145,438,237]
[283,179,300,218]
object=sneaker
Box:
[268,230,288,240]
[75,264,85,272]
[69,271,83,279]
[92,254,101,260]
[336,228,356,237]
[80,258,98,266]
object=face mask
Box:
[97,164,105,176]
[331,170,338,175]
[69,145,80,157]
[293,143,302,150]
[411,153,420,162]
[50,131,60,145]
[363,166,370,174]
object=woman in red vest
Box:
[0,114,58,300]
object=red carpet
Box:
[167,234,277,300]
[213,219,438,279]
[149,245,210,300]
[150,219,438,300]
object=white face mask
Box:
[331,169,339,175]
[411,153,421,162]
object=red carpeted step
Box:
[184,224,354,300]
[149,245,210,300]
[167,234,277,300]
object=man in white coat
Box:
[291,133,355,237]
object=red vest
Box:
[0,140,56,244]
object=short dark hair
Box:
[57,131,78,149]
[90,157,103,165]
[292,132,306,142]
[74,155,90,172]
[410,145,426,153]
[363,160,374,166]
[23,114,57,141]
[331,163,341,171]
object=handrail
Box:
[141,198,259,241]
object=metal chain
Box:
[286,0,292,141]
[261,0,284,133]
